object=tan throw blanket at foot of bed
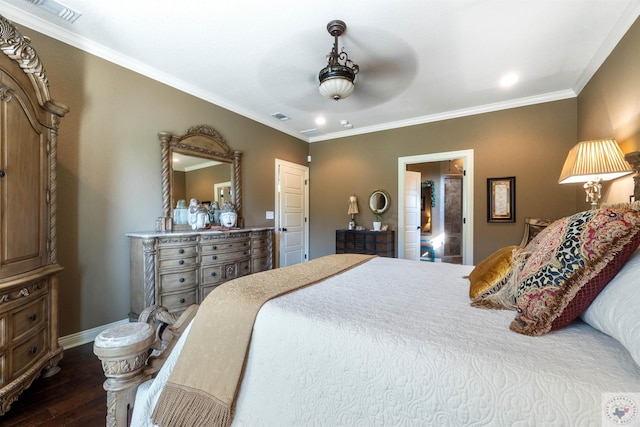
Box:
[152,253,376,427]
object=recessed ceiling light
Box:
[315,117,326,126]
[500,72,519,88]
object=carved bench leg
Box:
[94,323,155,427]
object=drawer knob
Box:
[179,277,185,283]
[211,245,217,250]
[178,259,184,265]
[29,314,37,321]
[211,255,217,260]
[179,298,186,304]
[29,346,37,354]
[211,272,217,277]
[178,248,185,254]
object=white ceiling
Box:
[1,0,639,143]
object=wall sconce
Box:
[347,195,359,230]
[559,138,634,209]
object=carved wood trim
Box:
[142,238,157,309]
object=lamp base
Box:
[584,178,602,210]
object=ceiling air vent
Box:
[300,128,320,136]
[24,0,82,23]
[271,112,291,121]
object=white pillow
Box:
[581,246,640,367]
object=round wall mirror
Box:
[369,190,390,215]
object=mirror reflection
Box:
[172,153,232,207]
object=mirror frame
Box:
[157,125,242,231]
[369,189,390,216]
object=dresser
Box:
[0,15,68,414]
[128,228,274,319]
[335,230,395,257]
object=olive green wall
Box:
[23,30,308,337]
[13,14,640,337]
[577,16,640,206]
[578,16,640,153]
[308,100,579,263]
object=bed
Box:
[95,203,640,427]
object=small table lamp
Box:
[347,195,359,230]
[559,139,633,209]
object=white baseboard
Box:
[59,318,129,349]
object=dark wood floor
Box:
[0,342,106,427]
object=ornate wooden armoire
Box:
[0,14,68,413]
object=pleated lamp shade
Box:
[558,139,633,184]
[347,195,359,215]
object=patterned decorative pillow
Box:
[510,207,640,336]
[470,246,529,310]
[468,245,520,299]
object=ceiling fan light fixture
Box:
[318,20,359,101]
[319,76,355,100]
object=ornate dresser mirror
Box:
[157,125,242,231]
[369,189,390,216]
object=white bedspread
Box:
[132,257,640,426]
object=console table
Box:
[335,230,395,257]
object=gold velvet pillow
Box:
[468,245,520,299]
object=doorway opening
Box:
[397,150,474,264]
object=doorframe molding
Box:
[397,150,474,264]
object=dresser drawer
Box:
[158,256,198,271]
[11,328,47,378]
[251,245,271,258]
[201,250,250,266]
[159,270,197,293]
[201,265,223,286]
[230,260,251,279]
[252,256,270,273]
[11,296,46,342]
[157,244,198,260]
[200,237,250,255]
[160,290,197,313]
[200,284,220,301]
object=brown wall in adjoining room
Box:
[23,29,308,337]
[577,16,640,205]
[309,99,579,263]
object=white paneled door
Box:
[276,159,309,267]
[404,170,421,260]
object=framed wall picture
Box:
[487,177,515,223]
